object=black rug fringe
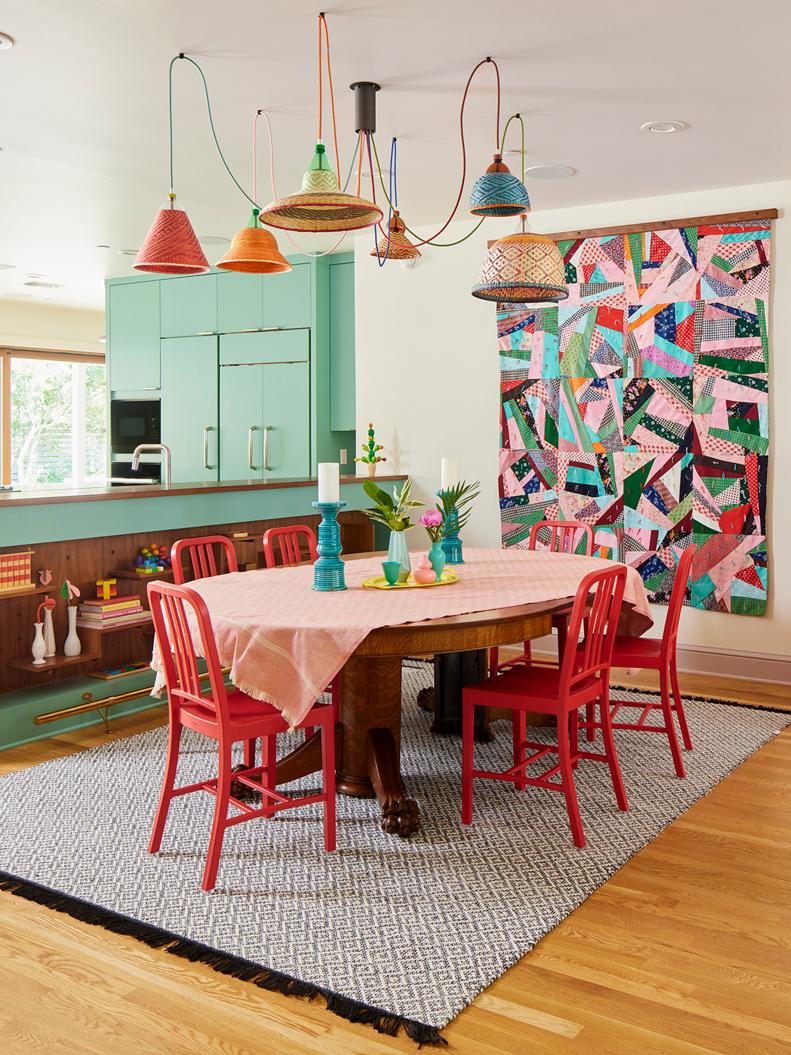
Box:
[0,871,447,1048]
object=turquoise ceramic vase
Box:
[387,530,411,582]
[428,541,446,582]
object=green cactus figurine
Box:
[355,422,386,477]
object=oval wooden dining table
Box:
[273,553,573,838]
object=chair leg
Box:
[261,734,278,819]
[148,721,182,854]
[330,679,341,724]
[522,639,532,663]
[670,659,693,751]
[569,709,580,769]
[512,710,527,789]
[599,685,629,812]
[462,696,475,824]
[557,712,585,848]
[243,738,256,769]
[585,700,596,741]
[660,668,686,779]
[489,646,499,676]
[321,718,336,852]
[202,742,232,892]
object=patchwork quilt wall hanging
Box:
[497,217,771,615]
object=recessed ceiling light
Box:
[0,262,14,270]
[119,249,138,256]
[641,120,687,135]
[198,235,230,246]
[0,32,15,51]
[25,272,45,279]
[96,244,111,250]
[24,280,64,289]
[524,164,576,180]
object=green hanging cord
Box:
[171,53,259,209]
[499,113,525,184]
[369,134,486,247]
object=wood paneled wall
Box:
[0,511,373,694]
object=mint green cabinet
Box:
[262,263,311,328]
[108,281,160,392]
[219,329,309,366]
[219,362,310,481]
[217,272,262,332]
[160,336,218,481]
[329,259,355,430]
[160,275,217,338]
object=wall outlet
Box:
[339,448,348,465]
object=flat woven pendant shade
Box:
[370,210,421,260]
[472,232,568,304]
[215,210,292,274]
[134,199,210,275]
[470,154,530,218]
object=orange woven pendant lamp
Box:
[216,208,291,274]
[370,209,421,261]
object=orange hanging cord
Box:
[317,13,341,180]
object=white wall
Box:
[0,299,104,355]
[355,179,791,662]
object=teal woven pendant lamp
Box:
[470,153,530,218]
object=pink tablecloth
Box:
[151,547,652,728]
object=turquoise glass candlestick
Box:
[312,501,347,591]
[439,503,464,565]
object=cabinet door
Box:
[329,260,355,430]
[219,329,309,366]
[160,336,218,482]
[108,282,160,392]
[261,263,311,328]
[219,365,264,481]
[217,272,262,333]
[261,363,310,479]
[160,274,217,338]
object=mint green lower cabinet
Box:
[160,336,219,482]
[262,363,310,478]
[160,274,217,337]
[219,365,264,481]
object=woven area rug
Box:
[1,664,788,1046]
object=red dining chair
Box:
[263,523,340,737]
[596,544,696,779]
[463,564,628,849]
[172,535,238,585]
[490,520,595,674]
[147,580,336,891]
[262,524,318,569]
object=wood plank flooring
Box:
[1,670,790,1054]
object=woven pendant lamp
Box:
[259,143,383,233]
[469,153,530,218]
[216,208,292,274]
[472,218,567,304]
[135,194,210,275]
[370,210,421,261]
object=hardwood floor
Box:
[1,670,790,1054]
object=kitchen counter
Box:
[0,474,406,547]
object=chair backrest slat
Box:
[262,525,319,568]
[662,545,696,658]
[148,581,229,727]
[559,565,627,694]
[172,535,238,585]
[529,520,595,557]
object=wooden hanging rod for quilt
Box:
[487,208,778,246]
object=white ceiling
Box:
[1,0,789,311]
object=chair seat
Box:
[467,663,601,712]
[181,689,326,738]
[610,634,664,667]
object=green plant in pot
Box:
[362,479,421,581]
[436,480,480,565]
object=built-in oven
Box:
[110,399,160,455]
[108,459,162,487]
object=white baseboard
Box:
[524,636,791,686]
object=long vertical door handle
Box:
[262,425,272,471]
[247,425,260,471]
[203,426,216,470]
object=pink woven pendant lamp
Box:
[216,208,292,274]
[135,194,210,275]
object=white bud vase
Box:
[43,606,56,657]
[63,606,81,657]
[31,622,46,666]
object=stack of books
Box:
[76,595,151,630]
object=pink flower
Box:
[421,509,442,528]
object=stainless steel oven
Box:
[110,399,160,455]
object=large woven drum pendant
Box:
[472,233,568,304]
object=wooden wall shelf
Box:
[0,584,54,602]
[79,615,153,636]
[8,653,102,674]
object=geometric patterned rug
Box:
[1,663,788,1046]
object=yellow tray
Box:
[362,570,459,590]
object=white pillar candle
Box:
[317,462,340,503]
[441,457,459,490]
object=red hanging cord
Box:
[319,14,341,180]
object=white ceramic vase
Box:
[43,606,56,657]
[63,606,81,657]
[31,622,46,666]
